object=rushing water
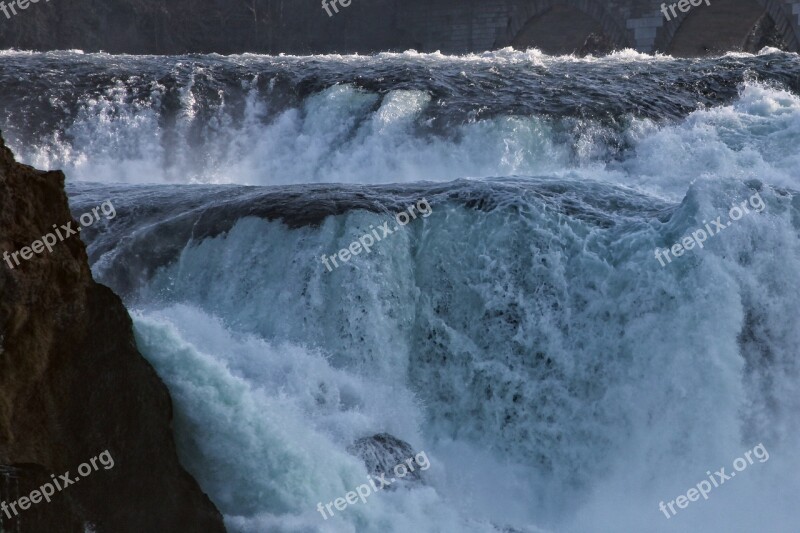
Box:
[2,48,800,532]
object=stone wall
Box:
[394,0,800,55]
[0,0,797,55]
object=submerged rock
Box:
[347,433,425,485]
[0,133,225,532]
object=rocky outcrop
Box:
[0,133,226,532]
[347,433,425,486]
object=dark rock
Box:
[0,133,226,532]
[0,464,84,531]
[347,433,424,485]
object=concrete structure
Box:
[1,0,798,56]
[393,0,800,55]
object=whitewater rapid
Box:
[3,48,799,532]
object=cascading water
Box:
[2,47,799,532]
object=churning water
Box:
[3,47,799,532]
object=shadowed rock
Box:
[347,433,424,485]
[0,133,226,532]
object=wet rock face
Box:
[0,134,226,532]
[347,433,425,485]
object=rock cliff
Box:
[0,133,226,532]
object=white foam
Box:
[124,179,800,531]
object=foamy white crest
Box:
[8,79,798,196]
